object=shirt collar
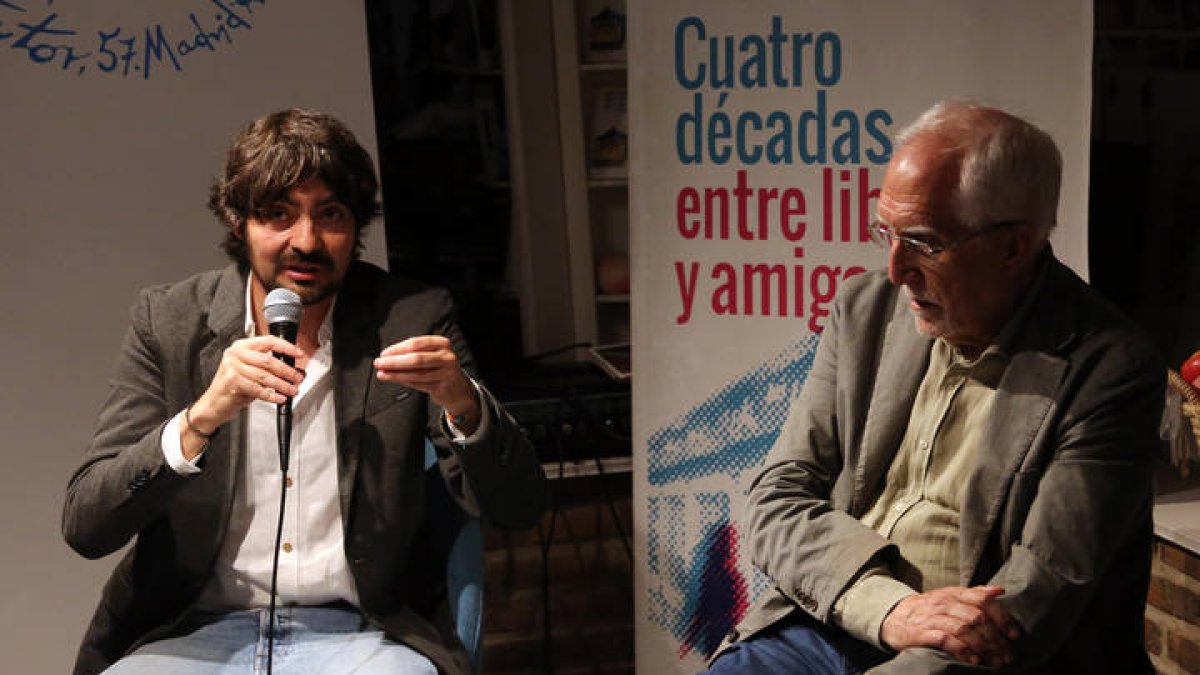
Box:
[940,246,1050,368]
[242,275,335,346]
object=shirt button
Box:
[282,542,293,553]
[918,440,929,450]
[285,477,294,488]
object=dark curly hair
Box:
[208,108,381,266]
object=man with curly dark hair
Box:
[64,108,545,675]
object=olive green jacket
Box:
[719,252,1162,674]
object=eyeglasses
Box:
[870,219,1023,259]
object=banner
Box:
[628,2,1092,672]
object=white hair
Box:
[895,100,1062,235]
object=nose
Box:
[289,213,321,253]
[887,240,919,287]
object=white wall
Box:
[0,2,381,671]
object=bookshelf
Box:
[551,0,631,349]
[497,0,629,364]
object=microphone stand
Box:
[267,397,292,675]
[266,367,294,672]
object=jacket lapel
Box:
[331,265,385,529]
[959,351,1064,582]
[179,266,247,571]
[853,298,932,516]
[959,256,1076,583]
[200,266,248,401]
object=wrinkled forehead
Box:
[877,141,964,231]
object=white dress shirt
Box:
[161,280,488,611]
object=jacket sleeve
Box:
[867,331,1164,674]
[424,291,545,531]
[984,337,1161,671]
[744,282,902,623]
[62,289,195,559]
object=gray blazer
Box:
[720,253,1163,674]
[63,262,545,675]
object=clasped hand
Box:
[880,585,1022,668]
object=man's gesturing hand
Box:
[880,585,1021,667]
[373,336,480,433]
[184,336,305,458]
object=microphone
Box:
[263,288,302,472]
[262,287,302,675]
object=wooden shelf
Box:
[580,61,627,73]
[1155,468,1200,555]
[551,0,629,347]
[502,0,627,355]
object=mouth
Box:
[907,292,939,315]
[283,263,327,284]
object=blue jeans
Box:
[102,605,437,675]
[703,615,889,675]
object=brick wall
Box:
[481,475,1200,675]
[482,471,635,674]
[1146,538,1200,674]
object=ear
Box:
[1003,222,1044,270]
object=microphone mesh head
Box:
[263,288,303,325]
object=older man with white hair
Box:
[704,101,1164,675]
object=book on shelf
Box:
[582,0,626,64]
[588,86,628,179]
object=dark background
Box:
[365,0,525,386]
[1091,0,1200,368]
[364,0,1200,382]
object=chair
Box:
[424,439,485,673]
